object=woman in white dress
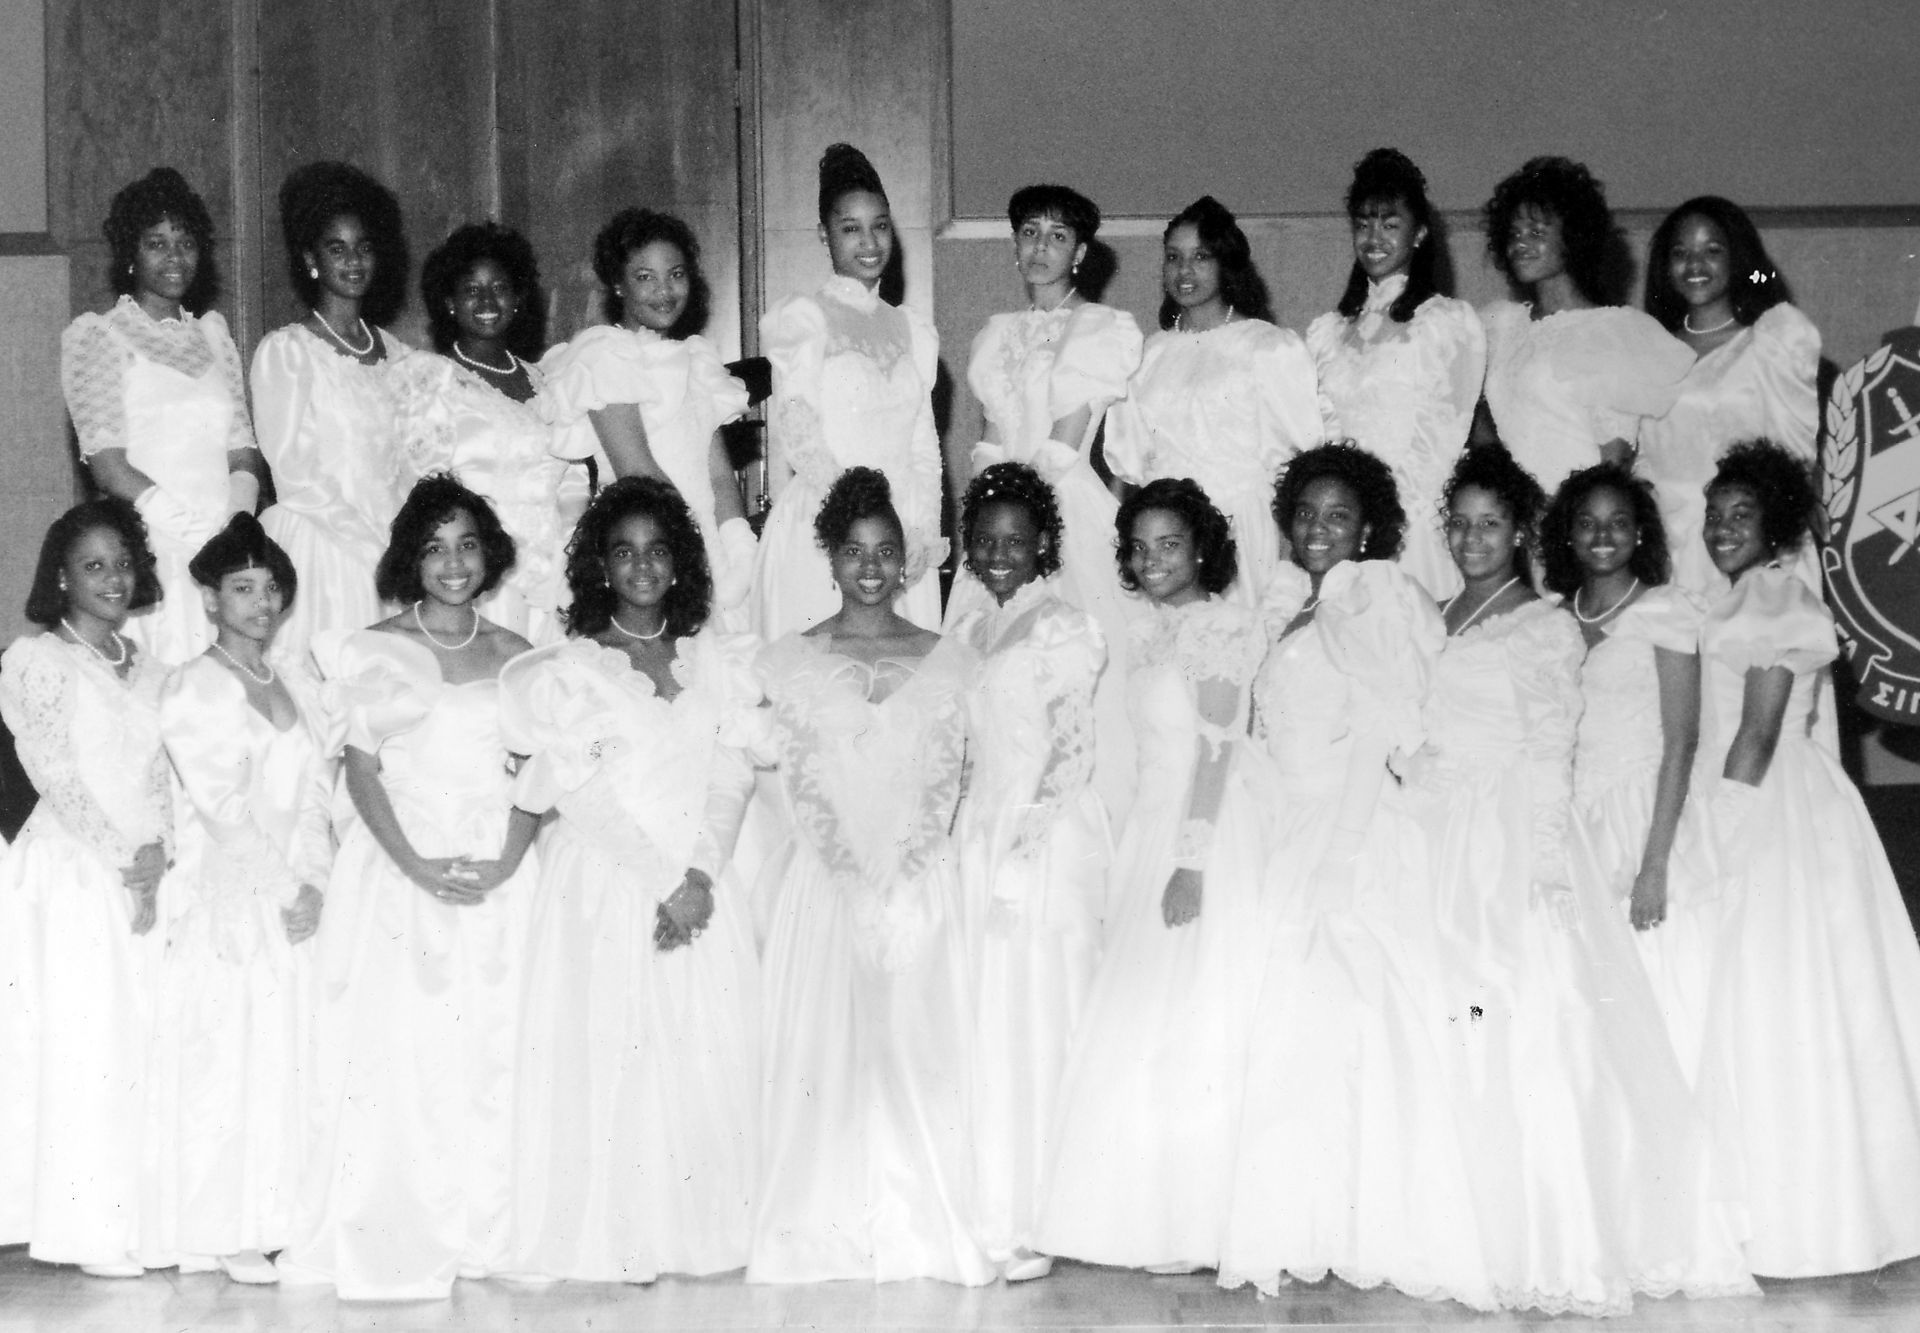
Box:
[953,183,1143,820]
[0,499,171,1275]
[1541,466,1712,1071]
[753,144,943,637]
[1408,447,1752,1316]
[948,462,1108,1282]
[396,223,567,644]
[1219,444,1494,1311]
[747,468,991,1286]
[253,162,413,669]
[1479,157,1692,492]
[1308,150,1485,600]
[1037,479,1271,1274]
[276,475,538,1300]
[541,209,755,628]
[1104,196,1322,605]
[502,477,760,1283]
[61,168,267,663]
[1641,197,1821,599]
[1690,441,1920,1277]
[150,515,330,1283]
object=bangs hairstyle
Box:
[817,142,888,228]
[1538,463,1670,597]
[104,167,219,314]
[563,475,713,639]
[188,512,299,608]
[814,466,903,551]
[375,472,517,604]
[1442,442,1549,588]
[1272,441,1408,562]
[1116,477,1237,595]
[1158,195,1274,329]
[1336,147,1448,324]
[962,462,1065,580]
[421,221,547,360]
[1483,156,1617,306]
[592,208,711,337]
[1644,195,1790,333]
[1707,438,1821,557]
[278,160,409,326]
[25,496,162,629]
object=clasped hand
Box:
[409,854,512,905]
[655,869,715,951]
[121,841,165,935]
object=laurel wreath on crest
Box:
[1821,344,1888,534]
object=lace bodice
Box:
[61,297,255,460]
[756,631,973,968]
[0,634,172,866]
[966,303,1143,474]
[1480,302,1692,490]
[1695,563,1837,776]
[951,580,1105,857]
[1572,585,1705,806]
[1418,600,1586,883]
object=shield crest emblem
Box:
[1822,326,1920,724]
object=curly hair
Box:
[818,143,888,228]
[1707,438,1820,557]
[374,473,518,604]
[561,476,711,639]
[1271,441,1407,562]
[1115,477,1237,595]
[813,466,904,552]
[1538,463,1670,597]
[1336,147,1447,324]
[1644,195,1791,333]
[277,160,408,326]
[1158,195,1274,329]
[1483,156,1616,305]
[25,497,163,628]
[961,462,1065,580]
[592,208,711,338]
[188,512,300,608]
[1441,442,1549,588]
[103,167,219,313]
[420,221,547,360]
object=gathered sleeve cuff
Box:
[59,314,131,457]
[1704,562,1837,676]
[1317,560,1446,754]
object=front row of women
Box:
[5,433,1920,1312]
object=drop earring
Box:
[309,266,319,279]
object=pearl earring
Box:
[309,266,319,279]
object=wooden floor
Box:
[7,1247,1920,1331]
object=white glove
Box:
[712,517,758,611]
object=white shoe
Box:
[1003,1252,1053,1282]
[220,1251,279,1285]
[78,1261,144,1279]
[1145,1260,1201,1276]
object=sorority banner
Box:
[1823,325,1920,725]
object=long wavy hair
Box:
[562,476,712,639]
[1157,195,1274,329]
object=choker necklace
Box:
[314,309,374,356]
[1683,312,1737,336]
[611,611,668,641]
[1173,305,1236,333]
[455,343,519,377]
[62,618,128,667]
[413,600,480,650]
[213,640,275,685]
[1574,576,1641,624]
[1446,575,1522,636]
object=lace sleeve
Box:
[0,640,148,867]
[392,355,459,476]
[1010,606,1104,856]
[1510,609,1586,886]
[201,313,258,456]
[60,317,130,457]
[761,298,834,494]
[1167,604,1261,868]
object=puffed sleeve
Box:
[59,314,130,457]
[1574,308,1693,446]
[1317,560,1445,754]
[1250,322,1325,467]
[389,352,461,477]
[1100,332,1168,486]
[249,328,315,474]
[498,641,614,812]
[685,334,751,426]
[1048,305,1144,424]
[1619,584,1707,655]
[1703,562,1837,676]
[1746,303,1821,460]
[1508,607,1587,886]
[311,629,437,756]
[1305,310,1346,437]
[199,311,258,455]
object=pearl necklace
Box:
[413,600,479,650]
[314,309,374,356]
[1445,575,1523,636]
[1683,312,1737,336]
[1173,305,1236,333]
[62,618,128,667]
[1574,577,1641,625]
[611,610,668,641]
[213,640,275,685]
[454,342,520,377]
